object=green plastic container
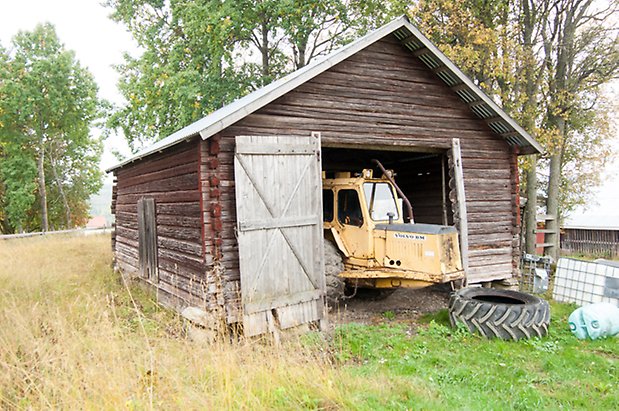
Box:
[568,303,619,340]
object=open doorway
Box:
[321,146,454,226]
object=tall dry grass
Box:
[0,234,411,409]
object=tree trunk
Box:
[37,142,48,232]
[544,0,575,260]
[545,121,564,260]
[296,36,308,69]
[524,162,538,254]
[297,47,306,69]
[521,0,541,255]
[50,153,72,228]
[261,21,269,84]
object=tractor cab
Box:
[322,167,465,291]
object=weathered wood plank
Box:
[115,190,200,205]
[239,216,319,232]
[234,135,324,335]
[115,142,197,180]
[116,162,197,189]
[116,172,198,195]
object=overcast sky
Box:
[1,0,617,226]
[0,0,136,170]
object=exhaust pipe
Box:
[371,159,414,223]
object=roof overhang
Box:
[107,16,542,173]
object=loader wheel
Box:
[323,239,345,306]
[448,287,550,340]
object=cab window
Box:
[363,182,399,221]
[323,189,334,222]
[337,190,364,227]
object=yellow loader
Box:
[323,160,465,302]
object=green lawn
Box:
[1,234,616,409]
[328,305,618,410]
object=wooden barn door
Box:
[234,133,325,337]
[137,197,158,282]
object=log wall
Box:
[215,34,517,311]
[112,33,525,323]
[199,136,240,321]
[112,140,210,308]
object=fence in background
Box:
[0,227,112,240]
[561,227,619,258]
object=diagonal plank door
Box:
[234,134,325,337]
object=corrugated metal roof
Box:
[108,15,542,172]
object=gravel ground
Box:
[328,283,453,326]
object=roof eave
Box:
[107,15,542,172]
[393,20,543,155]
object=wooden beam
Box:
[451,83,469,93]
[239,216,319,232]
[441,154,448,226]
[432,65,451,75]
[483,115,503,123]
[535,242,555,248]
[236,142,316,155]
[452,138,469,280]
[400,34,421,47]
[468,100,487,109]
[412,46,429,57]
[535,229,556,234]
[500,131,520,139]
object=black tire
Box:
[448,287,550,340]
[323,239,345,306]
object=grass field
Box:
[0,234,617,409]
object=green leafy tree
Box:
[107,0,368,149]
[407,0,618,257]
[279,0,351,69]
[0,147,37,233]
[107,0,257,149]
[539,0,619,258]
[0,24,103,232]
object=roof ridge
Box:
[108,15,541,172]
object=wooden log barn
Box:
[107,16,543,336]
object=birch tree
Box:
[541,0,618,258]
[0,24,102,232]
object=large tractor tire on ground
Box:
[324,239,345,306]
[448,287,550,340]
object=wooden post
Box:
[452,139,469,278]
[312,131,328,332]
[441,154,448,226]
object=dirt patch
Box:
[328,283,452,326]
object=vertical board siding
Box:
[218,35,515,293]
[137,197,158,281]
[234,135,324,336]
[561,229,619,257]
[113,140,208,307]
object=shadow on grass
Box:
[419,309,450,326]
